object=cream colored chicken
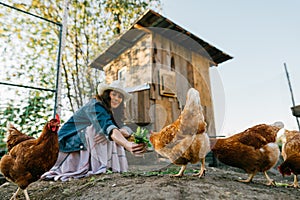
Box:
[150,88,210,177]
[277,129,300,188]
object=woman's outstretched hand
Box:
[119,128,131,138]
[111,128,147,156]
[126,142,147,156]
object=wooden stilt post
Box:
[284,63,300,131]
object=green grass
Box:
[121,166,200,177]
[276,182,290,187]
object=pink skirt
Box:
[41,125,128,181]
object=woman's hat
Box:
[97,80,132,102]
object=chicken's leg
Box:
[263,171,276,186]
[193,158,206,178]
[238,173,255,183]
[23,189,30,200]
[10,187,21,200]
[289,175,299,188]
[171,165,186,177]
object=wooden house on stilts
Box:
[90,9,233,137]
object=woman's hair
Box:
[95,90,125,127]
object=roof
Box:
[90,9,233,70]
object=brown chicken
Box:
[277,129,300,188]
[211,124,281,185]
[0,115,60,200]
[150,88,210,177]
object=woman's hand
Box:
[119,128,131,138]
[125,142,147,157]
[110,129,146,156]
[94,134,107,144]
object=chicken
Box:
[277,129,300,188]
[211,124,281,185]
[150,88,210,177]
[0,115,60,200]
[276,129,300,160]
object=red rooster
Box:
[0,115,60,200]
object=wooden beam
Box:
[133,24,152,34]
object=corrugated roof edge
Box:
[89,9,233,70]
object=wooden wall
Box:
[151,33,216,136]
[103,34,152,87]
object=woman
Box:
[42,81,146,181]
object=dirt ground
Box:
[1,154,300,200]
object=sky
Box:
[160,0,300,135]
[1,1,299,136]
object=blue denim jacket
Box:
[58,98,119,152]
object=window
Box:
[159,68,176,97]
[171,56,175,71]
[118,67,127,82]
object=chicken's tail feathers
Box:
[6,122,17,133]
[270,121,284,129]
[7,122,13,129]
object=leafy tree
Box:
[0,0,161,145]
[0,2,58,142]
[13,0,161,112]
[0,91,53,137]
